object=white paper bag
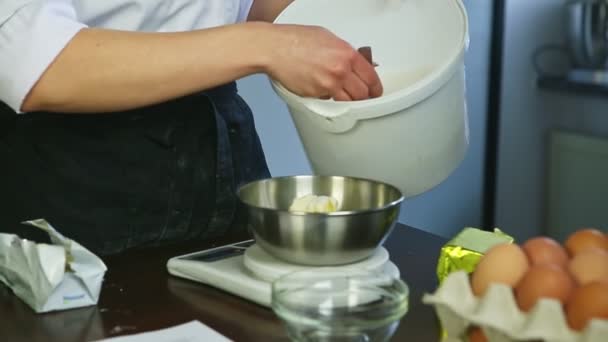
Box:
[0,219,107,313]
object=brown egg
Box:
[471,243,529,296]
[568,248,608,285]
[515,264,576,312]
[522,237,569,267]
[564,228,608,256]
[467,326,487,342]
[566,281,608,331]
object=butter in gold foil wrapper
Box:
[436,227,514,340]
[437,227,514,285]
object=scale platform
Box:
[167,240,400,307]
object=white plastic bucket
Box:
[271,0,470,198]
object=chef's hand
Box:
[263,24,383,101]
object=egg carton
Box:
[422,271,608,342]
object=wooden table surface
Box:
[0,223,447,341]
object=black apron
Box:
[0,82,270,255]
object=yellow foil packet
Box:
[437,227,514,285]
[436,227,514,340]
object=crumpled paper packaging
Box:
[0,219,107,313]
[423,271,608,342]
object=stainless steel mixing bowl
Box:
[236,175,404,266]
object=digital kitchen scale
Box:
[167,240,400,307]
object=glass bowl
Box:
[271,267,409,342]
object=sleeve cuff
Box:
[0,2,87,113]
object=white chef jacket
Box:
[0,0,254,112]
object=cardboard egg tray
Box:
[422,271,608,342]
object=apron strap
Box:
[0,102,16,138]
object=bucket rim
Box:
[270,0,469,119]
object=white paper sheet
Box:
[92,321,232,342]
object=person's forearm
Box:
[247,0,293,22]
[22,22,273,113]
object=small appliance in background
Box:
[565,0,608,70]
[565,0,608,85]
[534,0,608,87]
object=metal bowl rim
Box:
[236,175,405,216]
